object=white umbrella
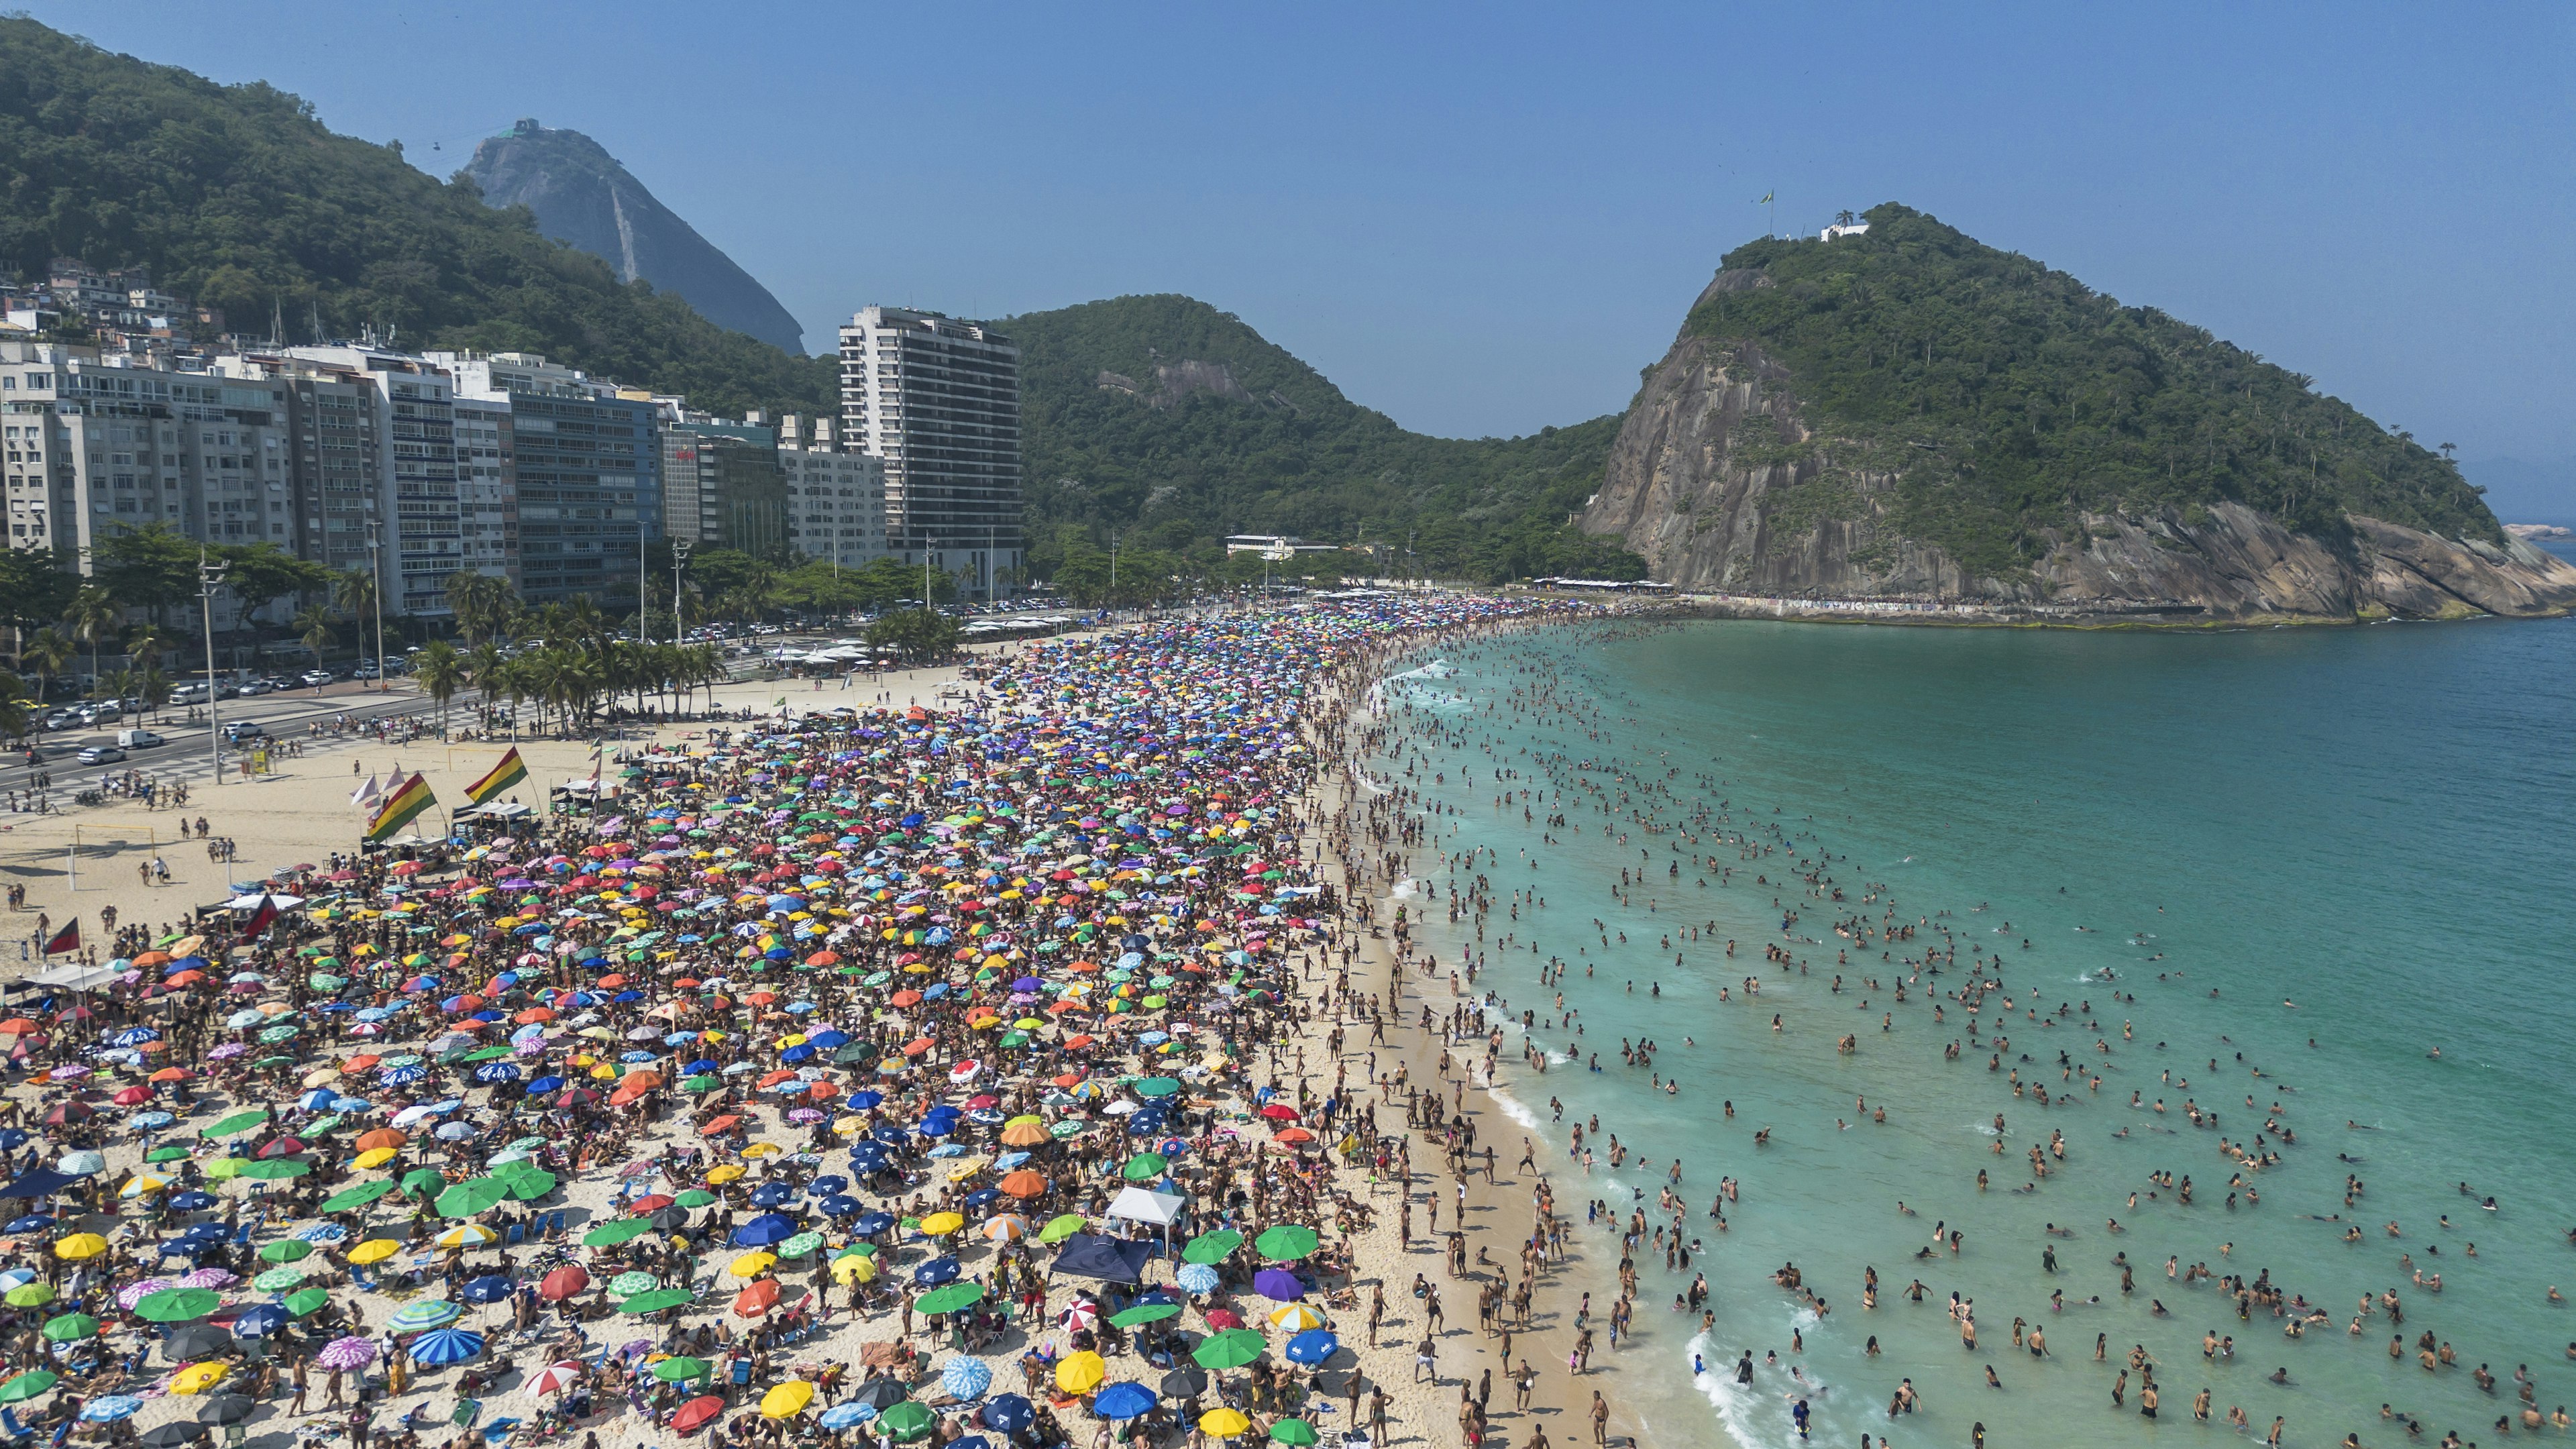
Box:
[58,1151,107,1177]
[526,1361,586,1397]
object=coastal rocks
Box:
[1582,309,2576,623]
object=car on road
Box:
[300,669,333,688]
[41,710,78,731]
[222,720,264,742]
[233,680,271,696]
[74,745,125,765]
[115,729,164,750]
[78,702,121,724]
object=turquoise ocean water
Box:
[1376,574,2576,1449]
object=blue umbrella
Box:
[749,1183,798,1208]
[807,1175,849,1195]
[619,1051,656,1064]
[817,1195,863,1218]
[231,1303,290,1338]
[1284,1330,1340,1366]
[912,1256,961,1287]
[3,1214,52,1234]
[473,1064,521,1083]
[918,1118,956,1139]
[460,1275,515,1304]
[941,1356,994,1398]
[0,1130,26,1151]
[1091,1383,1157,1421]
[780,1045,816,1064]
[409,1328,486,1365]
[854,1213,898,1240]
[663,1033,699,1048]
[111,1028,160,1047]
[683,1060,719,1075]
[845,1091,883,1110]
[981,1396,1034,1434]
[80,1397,144,1422]
[731,1213,799,1246]
[807,1031,850,1050]
[961,1188,1002,1212]
[818,1404,876,1430]
[1174,1264,1219,1295]
[525,1077,565,1095]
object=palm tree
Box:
[21,629,72,704]
[333,568,380,682]
[133,661,170,722]
[63,586,119,700]
[413,640,463,738]
[293,604,336,668]
[0,674,31,743]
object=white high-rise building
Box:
[837,306,1020,599]
[776,414,888,570]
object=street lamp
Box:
[364,522,388,694]
[197,551,227,786]
[671,539,692,646]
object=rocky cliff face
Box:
[463,121,806,356]
[1582,273,2576,621]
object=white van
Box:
[115,729,166,750]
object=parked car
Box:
[352,663,381,681]
[300,669,333,688]
[223,720,264,742]
[233,680,271,697]
[74,745,125,765]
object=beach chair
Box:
[504,1224,525,1246]
[0,1407,35,1444]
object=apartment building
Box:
[837,306,1020,598]
[774,413,888,570]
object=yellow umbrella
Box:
[1055,1350,1107,1395]
[728,1252,779,1279]
[740,1144,782,1160]
[830,1255,878,1285]
[435,1224,500,1249]
[349,1239,402,1265]
[118,1174,169,1199]
[1199,1409,1252,1438]
[918,1212,965,1237]
[169,1362,230,1395]
[1267,1304,1326,1331]
[301,1068,341,1088]
[351,1147,400,1171]
[706,1165,745,1185]
[52,1234,107,1263]
[759,1381,815,1419]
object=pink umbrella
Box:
[177,1269,238,1289]
[48,1065,90,1080]
[207,1044,249,1060]
[114,1279,172,1310]
[315,1337,378,1371]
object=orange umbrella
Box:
[164,971,207,987]
[806,1081,839,1102]
[345,1055,383,1071]
[890,991,923,1009]
[133,951,174,968]
[355,1128,409,1151]
[902,1038,934,1057]
[621,1069,664,1091]
[999,1122,1049,1147]
[996,1171,1049,1199]
[0,1019,39,1034]
[700,1116,741,1136]
[1273,1127,1316,1144]
[757,1070,800,1088]
[148,1067,191,1083]
[732,1280,780,1318]
[513,1008,555,1025]
[594,975,627,990]
[744,991,778,1007]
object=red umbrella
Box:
[555,1089,600,1109]
[539,1265,591,1301]
[41,1102,91,1125]
[731,1281,780,1318]
[256,1137,307,1159]
[1258,1104,1300,1121]
[1203,1308,1246,1330]
[111,1085,152,1106]
[627,1195,675,1215]
[672,1396,724,1434]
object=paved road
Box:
[9,682,438,799]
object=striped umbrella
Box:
[1174,1263,1220,1295]
[526,1361,586,1397]
[941,1356,992,1399]
[386,1299,462,1332]
[314,1337,378,1371]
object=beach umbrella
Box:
[539,1266,590,1301]
[981,1395,1034,1434]
[1110,1302,1181,1328]
[461,1275,515,1305]
[1053,1352,1107,1395]
[386,1300,463,1332]
[620,1288,694,1315]
[230,1304,290,1338]
[0,1372,57,1404]
[80,1397,144,1422]
[1191,1330,1265,1370]
[348,1240,402,1266]
[1092,1383,1158,1421]
[845,1379,912,1411]
[134,1289,222,1322]
[194,1396,259,1427]
[162,1326,231,1361]
[168,1364,229,1396]
[672,1397,725,1434]
[140,1428,207,1449]
[649,1358,710,1383]
[875,1403,935,1442]
[582,1218,657,1248]
[1269,1421,1321,1446]
[408,1329,485,1366]
[759,1381,815,1419]
[314,1337,378,1371]
[321,1181,398,1212]
[1252,1269,1305,1301]
[52,1234,107,1263]
[435,1179,509,1218]
[1173,1264,1220,1295]
[818,1403,875,1431]
[526,1362,588,1397]
[1283,1330,1340,1366]
[1252,1226,1317,1262]
[434,1224,500,1250]
[941,1356,992,1398]
[282,1289,333,1319]
[914,1283,983,1316]
[1200,1409,1252,1439]
[1181,1229,1241,1265]
[257,1240,314,1264]
[1266,1303,1326,1332]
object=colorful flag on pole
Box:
[40,920,78,956]
[239,894,278,943]
[365,773,435,843]
[464,748,527,806]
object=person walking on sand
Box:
[1591,1391,1609,1446]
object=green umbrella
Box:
[650,1357,710,1382]
[1109,1302,1180,1328]
[1269,1421,1320,1446]
[674,1189,718,1209]
[145,1146,192,1164]
[1192,1329,1267,1370]
[682,1075,723,1093]
[1048,1121,1085,1140]
[237,1159,310,1181]
[38,1314,96,1343]
[134,1288,223,1323]
[3,1284,53,1308]
[321,1180,399,1213]
[0,1371,58,1403]
[775,1232,823,1260]
[875,1403,935,1441]
[913,1283,984,1316]
[202,1110,268,1139]
[498,1169,557,1202]
[257,1239,315,1263]
[303,1115,344,1136]
[1181,1229,1242,1265]
[282,1289,333,1318]
[584,1218,659,1248]
[256,1024,300,1043]
[201,1158,250,1181]
[1253,1226,1318,1263]
[1038,1214,1088,1244]
[253,1266,307,1292]
[1121,1153,1168,1182]
[399,1169,447,1199]
[461,1046,513,1063]
[618,1287,693,1315]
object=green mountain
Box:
[1005,294,1640,581]
[0,18,832,417]
[1585,204,2576,618]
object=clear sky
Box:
[24,2,2576,514]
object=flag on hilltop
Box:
[365,773,435,843]
[464,748,527,805]
[40,920,78,956]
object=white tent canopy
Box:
[29,964,121,991]
[1104,1187,1187,1226]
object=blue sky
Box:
[28,2,2576,515]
